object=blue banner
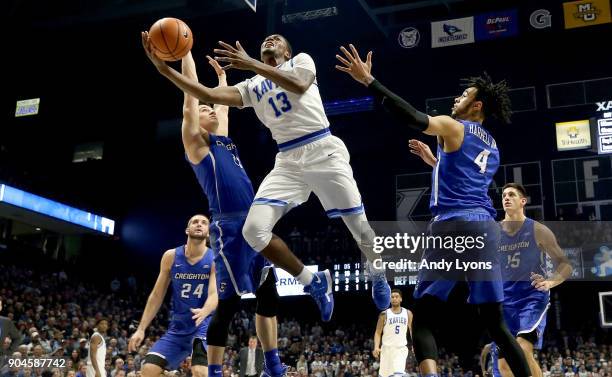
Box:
[475,9,519,41]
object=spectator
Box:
[110,359,125,377]
[296,355,308,375]
[76,363,88,377]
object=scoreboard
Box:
[332,262,369,292]
[332,261,418,291]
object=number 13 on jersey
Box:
[268,92,292,117]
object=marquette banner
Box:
[563,0,612,29]
[475,9,519,40]
[431,16,475,48]
[555,120,592,151]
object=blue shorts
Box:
[414,208,503,304]
[210,214,275,300]
[503,295,550,349]
[148,317,210,370]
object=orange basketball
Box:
[148,18,193,61]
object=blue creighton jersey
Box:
[168,245,214,335]
[499,218,549,302]
[190,134,255,216]
[430,120,499,217]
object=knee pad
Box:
[255,271,279,318]
[242,212,272,251]
[207,296,240,347]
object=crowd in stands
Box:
[1,260,610,377]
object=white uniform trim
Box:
[517,303,551,335]
[209,153,223,213]
[146,352,166,359]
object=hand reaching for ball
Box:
[141,31,168,72]
[206,55,225,78]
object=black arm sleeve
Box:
[368,79,429,132]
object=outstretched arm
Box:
[335,44,462,138]
[182,52,210,164]
[142,32,243,107]
[531,222,573,291]
[213,41,315,95]
[409,139,437,168]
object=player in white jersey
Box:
[86,318,108,377]
[373,289,413,377]
[141,33,391,313]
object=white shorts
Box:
[379,345,408,377]
[253,135,364,218]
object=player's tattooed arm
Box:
[532,222,573,291]
[207,56,230,137]
[213,41,315,95]
[141,32,244,108]
[372,311,386,358]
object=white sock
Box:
[296,267,314,286]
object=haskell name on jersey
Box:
[174,273,210,280]
[468,124,497,148]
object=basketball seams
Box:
[172,22,193,62]
[149,17,192,61]
[160,19,178,61]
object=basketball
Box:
[147,17,193,61]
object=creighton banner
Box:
[563,0,612,29]
[431,16,475,48]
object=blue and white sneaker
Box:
[261,363,290,377]
[303,269,334,322]
[368,263,391,310]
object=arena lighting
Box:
[282,6,338,23]
[242,265,318,298]
[15,98,40,117]
[323,96,374,116]
[0,184,115,235]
